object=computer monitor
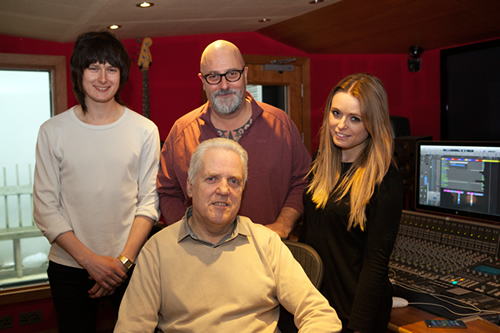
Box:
[416,141,500,223]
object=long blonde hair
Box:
[307,73,394,231]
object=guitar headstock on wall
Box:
[137,37,153,69]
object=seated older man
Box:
[115,138,341,332]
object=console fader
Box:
[389,210,500,312]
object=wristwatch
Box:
[117,255,134,270]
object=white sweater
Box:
[33,107,160,268]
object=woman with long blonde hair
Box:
[300,73,403,332]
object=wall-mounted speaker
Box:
[408,46,423,72]
[394,135,432,210]
[390,116,411,138]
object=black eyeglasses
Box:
[201,68,245,85]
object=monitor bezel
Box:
[415,140,500,223]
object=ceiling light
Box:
[136,2,154,8]
[108,24,121,30]
[259,18,271,23]
[309,0,324,3]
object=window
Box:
[247,84,287,114]
[0,53,67,290]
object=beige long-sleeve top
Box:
[115,210,341,333]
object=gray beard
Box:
[211,89,243,115]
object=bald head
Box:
[200,40,245,73]
[199,40,248,116]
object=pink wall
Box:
[0,31,441,152]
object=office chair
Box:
[277,240,324,333]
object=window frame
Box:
[0,52,67,304]
[0,53,67,116]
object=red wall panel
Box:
[0,31,442,147]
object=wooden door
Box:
[243,55,311,154]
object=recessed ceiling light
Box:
[137,2,154,8]
[108,24,121,30]
[259,18,271,23]
[309,0,324,3]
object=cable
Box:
[393,280,500,317]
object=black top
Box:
[300,162,403,332]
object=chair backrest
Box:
[278,240,324,333]
[282,240,324,288]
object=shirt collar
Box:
[178,207,251,247]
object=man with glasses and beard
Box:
[157,40,311,239]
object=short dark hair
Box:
[70,31,131,112]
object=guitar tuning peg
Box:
[136,38,142,43]
[133,52,139,56]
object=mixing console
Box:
[389,210,500,316]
